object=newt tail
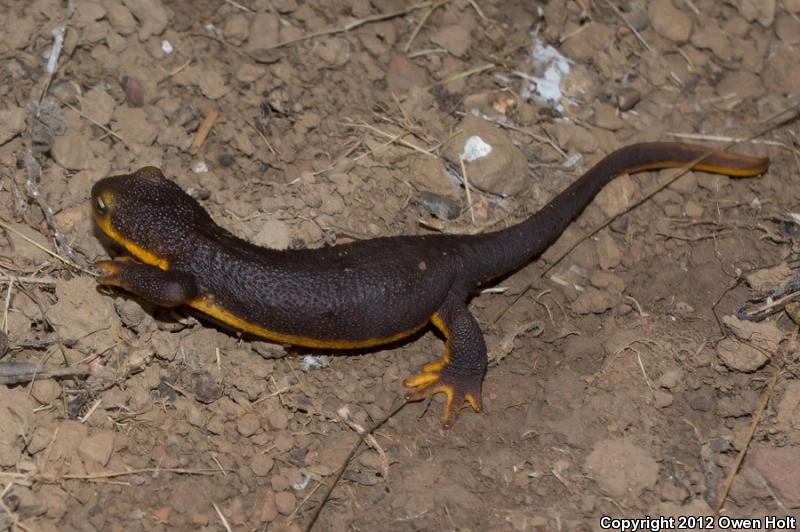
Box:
[91,143,768,428]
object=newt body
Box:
[92,143,769,427]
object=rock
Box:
[669,173,698,194]
[572,287,616,314]
[274,491,296,515]
[596,231,621,269]
[615,87,641,111]
[51,130,92,170]
[273,0,297,12]
[31,380,61,405]
[316,38,350,67]
[584,439,659,497]
[419,191,460,220]
[648,0,693,43]
[223,14,250,46]
[447,115,529,196]
[236,414,260,437]
[74,1,106,27]
[717,338,769,373]
[750,445,800,507]
[198,70,229,100]
[735,0,776,27]
[84,88,116,126]
[260,493,279,522]
[658,368,683,390]
[764,45,800,95]
[170,65,230,100]
[0,106,26,145]
[688,389,715,412]
[192,371,222,404]
[408,156,457,198]
[716,390,757,418]
[246,12,280,53]
[690,26,730,60]
[3,221,53,267]
[386,54,428,93]
[78,431,114,466]
[776,381,800,431]
[653,390,673,408]
[744,262,792,292]
[561,23,613,61]
[112,107,157,151]
[157,124,191,150]
[268,410,289,430]
[122,76,145,107]
[722,315,782,353]
[106,1,137,35]
[122,0,168,39]
[430,25,472,57]
[250,454,274,476]
[253,218,291,250]
[775,16,800,45]
[0,389,35,467]
[683,200,703,218]
[593,102,624,131]
[716,70,764,100]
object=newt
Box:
[91,143,769,427]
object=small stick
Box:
[459,156,476,225]
[0,273,58,285]
[267,2,438,50]
[212,502,233,532]
[79,398,103,423]
[604,0,651,51]
[2,278,12,334]
[426,62,495,90]
[714,328,793,515]
[681,0,701,16]
[402,2,439,52]
[61,467,222,481]
[245,120,277,156]
[0,363,91,385]
[190,109,220,154]
[468,0,488,21]
[0,220,96,276]
[303,399,408,532]
[343,121,436,157]
[667,132,800,158]
[223,0,251,12]
[58,97,128,146]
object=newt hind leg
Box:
[404,296,487,428]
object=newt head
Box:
[91,166,210,270]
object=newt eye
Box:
[95,196,107,215]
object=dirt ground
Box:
[2,0,800,530]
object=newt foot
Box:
[403,367,483,428]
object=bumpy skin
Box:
[92,143,769,427]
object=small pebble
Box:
[615,87,641,111]
[250,454,274,476]
[122,76,145,107]
[193,371,222,404]
[268,410,289,430]
[274,491,296,515]
[419,191,461,220]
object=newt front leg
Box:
[97,258,198,307]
